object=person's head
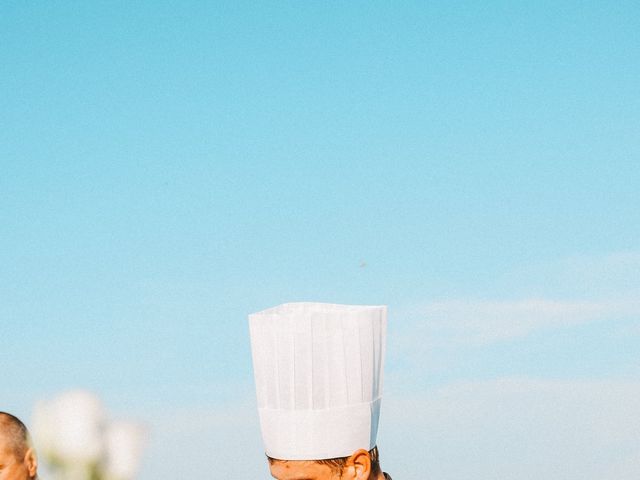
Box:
[268,446,382,480]
[0,413,37,480]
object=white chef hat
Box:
[248,302,387,460]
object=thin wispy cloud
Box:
[415,297,640,346]
[501,250,640,298]
[393,250,640,348]
[603,450,640,480]
[381,377,640,480]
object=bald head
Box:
[0,412,38,480]
[0,413,31,459]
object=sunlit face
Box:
[0,436,36,480]
[269,459,344,480]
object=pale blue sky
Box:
[2,2,639,478]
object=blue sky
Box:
[2,2,639,478]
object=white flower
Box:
[48,390,106,465]
[104,421,147,480]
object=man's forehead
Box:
[269,459,333,480]
[0,439,17,460]
[0,431,11,447]
[0,429,21,459]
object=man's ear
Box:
[23,448,37,478]
[345,449,371,480]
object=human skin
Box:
[0,434,37,480]
[269,449,385,480]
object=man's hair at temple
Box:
[267,445,382,477]
[0,411,32,458]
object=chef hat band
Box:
[249,302,387,460]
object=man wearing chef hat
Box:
[249,303,392,480]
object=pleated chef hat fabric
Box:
[248,302,387,460]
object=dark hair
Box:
[0,412,32,458]
[268,445,381,478]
